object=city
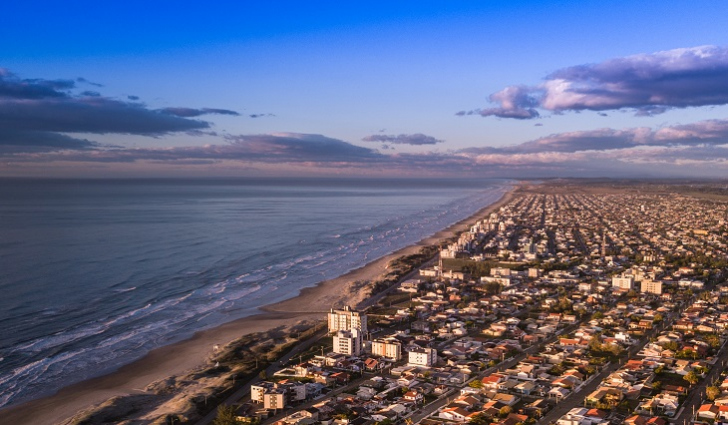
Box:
[202,182,728,425]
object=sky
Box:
[2,1,728,178]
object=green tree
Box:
[662,341,679,351]
[684,370,699,387]
[469,379,484,388]
[707,385,721,401]
[213,405,239,425]
[468,413,492,425]
[499,405,513,418]
[705,334,721,349]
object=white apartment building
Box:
[328,305,367,334]
[333,329,362,356]
[612,275,634,290]
[408,347,437,367]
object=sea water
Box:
[0,177,510,407]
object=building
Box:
[251,381,307,410]
[333,329,362,356]
[612,275,635,290]
[263,390,286,410]
[371,338,402,360]
[641,280,663,295]
[408,347,437,367]
[328,306,367,334]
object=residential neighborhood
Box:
[216,187,728,425]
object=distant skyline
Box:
[3,1,728,178]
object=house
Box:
[549,387,570,400]
[438,407,471,422]
[697,404,719,421]
[403,391,424,404]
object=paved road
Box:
[673,340,728,425]
[195,326,327,425]
[537,334,652,425]
[196,251,440,424]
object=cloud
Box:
[0,68,238,152]
[0,69,74,99]
[28,133,384,164]
[462,118,728,158]
[76,77,103,87]
[0,130,97,153]
[362,133,444,145]
[249,113,275,118]
[160,107,240,117]
[464,45,728,119]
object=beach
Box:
[0,185,516,425]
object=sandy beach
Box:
[0,184,517,425]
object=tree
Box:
[213,405,239,425]
[468,413,492,425]
[469,379,484,388]
[707,385,721,401]
[684,370,699,387]
[662,341,679,351]
[705,334,721,349]
[499,406,513,418]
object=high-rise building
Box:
[328,305,367,334]
[370,338,402,360]
[612,275,634,290]
[408,347,437,367]
[333,329,362,356]
[640,280,663,295]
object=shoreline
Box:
[0,184,518,425]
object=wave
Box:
[0,182,510,408]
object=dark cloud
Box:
[0,130,97,153]
[76,77,103,87]
[0,68,238,153]
[461,118,728,159]
[0,70,73,99]
[0,97,211,134]
[160,107,240,117]
[8,126,728,178]
[32,133,384,165]
[362,133,443,145]
[464,45,728,119]
[249,113,275,118]
[127,95,139,101]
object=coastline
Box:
[0,183,518,425]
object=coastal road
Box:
[194,326,327,425]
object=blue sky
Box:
[2,1,728,177]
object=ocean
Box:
[0,177,510,408]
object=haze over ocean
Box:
[0,178,509,408]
